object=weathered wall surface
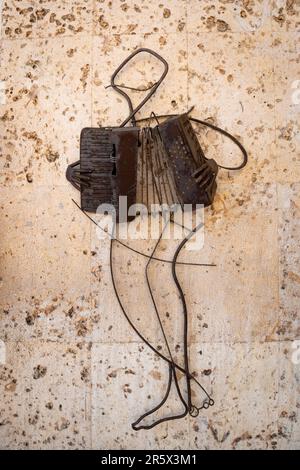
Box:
[0,1,299,449]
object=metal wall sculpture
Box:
[66,48,248,430]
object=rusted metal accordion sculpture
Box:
[66,49,247,430]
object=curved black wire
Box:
[132,221,189,430]
[141,217,214,428]
[109,226,215,429]
[72,199,215,268]
[171,222,208,417]
[73,198,214,408]
[135,113,248,171]
[110,48,169,128]
[132,364,188,431]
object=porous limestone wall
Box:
[0,1,299,450]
